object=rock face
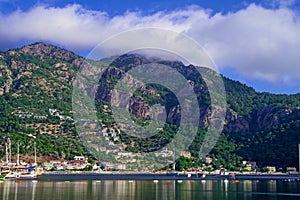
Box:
[94,53,300,136]
[0,43,85,97]
[224,110,250,133]
[224,107,300,134]
[21,42,83,66]
[1,42,300,165]
[1,43,299,135]
[0,65,13,94]
[128,95,151,120]
[95,54,212,130]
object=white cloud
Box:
[188,4,300,83]
[0,4,300,84]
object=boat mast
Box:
[298,142,300,173]
[173,145,176,171]
[17,143,20,165]
[34,141,37,166]
[5,142,8,164]
[8,138,11,164]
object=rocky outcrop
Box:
[224,109,250,133]
[95,54,300,136]
[21,42,83,67]
[224,106,300,134]
[0,64,13,95]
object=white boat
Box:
[4,171,37,180]
[19,172,37,179]
[5,172,20,179]
[18,165,37,179]
[4,165,37,180]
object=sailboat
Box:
[0,139,16,179]
[19,166,37,179]
[3,140,38,180]
[19,142,37,179]
[5,166,37,180]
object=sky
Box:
[0,0,300,94]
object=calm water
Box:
[0,180,300,200]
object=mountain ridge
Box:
[0,42,300,170]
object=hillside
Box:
[0,42,300,170]
[0,42,86,162]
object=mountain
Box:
[0,42,300,170]
[0,42,85,162]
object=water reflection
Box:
[267,180,277,193]
[1,180,37,200]
[0,180,299,200]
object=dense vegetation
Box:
[0,43,91,162]
[0,43,300,171]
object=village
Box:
[1,109,299,178]
[1,142,298,177]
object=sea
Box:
[0,179,300,200]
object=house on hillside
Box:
[74,156,87,162]
[287,167,297,174]
[266,166,276,173]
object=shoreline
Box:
[37,171,300,181]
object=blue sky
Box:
[0,0,300,94]
[0,0,263,14]
[1,0,298,15]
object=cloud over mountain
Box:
[0,3,299,84]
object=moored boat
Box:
[4,166,37,180]
[5,172,21,179]
[19,172,37,179]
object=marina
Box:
[1,136,300,182]
[1,138,38,180]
